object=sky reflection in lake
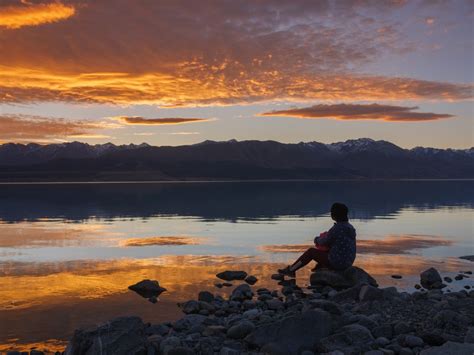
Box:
[0,181,473,351]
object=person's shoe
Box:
[277,265,296,278]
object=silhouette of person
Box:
[278,202,356,277]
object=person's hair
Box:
[331,202,349,222]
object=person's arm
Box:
[315,225,337,246]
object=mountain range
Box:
[0,138,473,181]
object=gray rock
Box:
[433,309,470,329]
[420,268,443,289]
[245,275,258,285]
[318,324,374,353]
[198,291,214,303]
[375,337,390,347]
[329,285,361,302]
[372,324,393,339]
[350,314,378,330]
[359,285,384,302]
[216,270,248,281]
[307,299,343,315]
[65,316,146,355]
[364,351,384,355]
[391,275,402,279]
[230,284,254,302]
[173,314,207,331]
[219,347,240,355]
[146,323,170,336]
[444,276,453,283]
[420,341,474,355]
[310,266,378,289]
[245,310,332,355]
[460,255,474,262]
[181,300,200,314]
[465,327,474,343]
[393,321,413,335]
[404,335,424,348]
[243,308,260,319]
[399,348,413,355]
[266,299,284,310]
[167,346,194,355]
[227,320,255,339]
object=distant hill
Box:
[0,138,473,181]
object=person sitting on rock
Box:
[278,202,356,277]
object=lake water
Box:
[0,181,473,352]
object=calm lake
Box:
[1,181,473,351]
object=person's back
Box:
[322,221,356,270]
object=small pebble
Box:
[391,275,403,279]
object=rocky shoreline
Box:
[54,265,474,355]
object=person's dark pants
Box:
[291,247,330,271]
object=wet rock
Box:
[128,279,167,299]
[420,341,474,355]
[444,276,453,283]
[216,271,248,281]
[245,310,332,354]
[420,268,443,289]
[215,283,224,288]
[455,274,465,281]
[375,337,390,347]
[317,324,374,353]
[391,275,402,279]
[65,316,146,355]
[414,284,422,289]
[460,255,474,262]
[245,275,258,285]
[227,320,255,339]
[271,273,285,281]
[223,282,233,287]
[167,346,194,355]
[198,291,214,303]
[310,266,378,289]
[230,284,253,302]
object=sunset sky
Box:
[0,0,472,148]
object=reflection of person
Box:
[278,203,356,277]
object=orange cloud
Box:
[115,116,212,125]
[259,103,455,122]
[0,1,471,106]
[0,114,106,143]
[0,2,75,29]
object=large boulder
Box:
[420,341,474,355]
[65,316,146,355]
[310,266,378,289]
[244,310,332,354]
[216,270,248,281]
[420,268,443,289]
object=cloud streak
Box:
[0,114,106,142]
[260,234,452,255]
[0,2,75,29]
[121,236,204,247]
[115,116,212,125]
[259,103,455,122]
